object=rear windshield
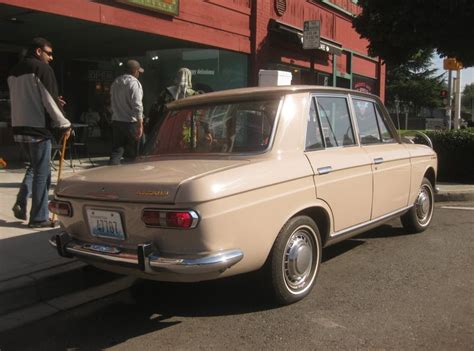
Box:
[143,98,281,155]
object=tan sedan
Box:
[49,86,437,305]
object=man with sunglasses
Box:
[8,37,71,228]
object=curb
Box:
[435,191,474,202]
[0,259,126,322]
[0,276,136,332]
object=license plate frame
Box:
[86,209,126,240]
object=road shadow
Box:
[322,239,365,262]
[355,223,412,239]
[128,270,278,317]
[0,271,279,350]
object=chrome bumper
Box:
[49,232,243,275]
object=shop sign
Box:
[303,20,320,50]
[190,69,215,76]
[88,70,114,82]
[116,0,179,16]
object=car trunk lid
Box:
[55,158,249,203]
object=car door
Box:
[351,97,411,219]
[305,95,373,232]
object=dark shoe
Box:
[12,204,27,220]
[28,220,59,228]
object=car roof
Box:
[167,85,381,109]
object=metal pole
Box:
[404,108,408,130]
[471,97,474,123]
[454,69,462,129]
[446,70,452,130]
[395,97,401,129]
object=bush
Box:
[423,130,474,183]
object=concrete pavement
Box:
[0,158,473,332]
[0,157,136,331]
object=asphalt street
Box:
[1,201,473,350]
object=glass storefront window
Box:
[139,48,248,118]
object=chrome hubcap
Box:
[415,185,432,225]
[283,226,318,293]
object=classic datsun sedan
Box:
[49,86,437,305]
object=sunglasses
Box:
[41,48,53,57]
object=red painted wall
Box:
[2,0,252,53]
[251,0,384,99]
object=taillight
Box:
[141,209,199,229]
[48,200,72,217]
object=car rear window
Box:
[143,98,281,155]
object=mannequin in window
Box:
[146,67,201,134]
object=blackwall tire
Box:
[266,216,322,305]
[401,177,435,233]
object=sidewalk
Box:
[0,157,136,332]
[0,159,473,332]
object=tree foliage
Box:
[461,83,474,112]
[353,0,474,67]
[385,50,445,114]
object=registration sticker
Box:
[86,209,125,240]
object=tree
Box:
[385,50,445,116]
[353,0,474,67]
[461,83,474,113]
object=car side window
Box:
[305,97,324,150]
[375,104,395,143]
[316,96,356,148]
[353,99,382,145]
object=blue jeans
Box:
[109,121,139,165]
[15,163,32,210]
[16,140,52,223]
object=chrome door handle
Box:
[317,166,332,175]
[373,157,384,164]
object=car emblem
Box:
[136,190,170,197]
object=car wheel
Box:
[266,216,322,305]
[401,177,434,233]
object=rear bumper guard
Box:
[49,232,243,275]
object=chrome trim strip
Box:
[148,250,244,274]
[49,234,243,275]
[330,205,413,238]
[317,166,332,175]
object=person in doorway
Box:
[108,59,144,165]
[8,37,71,228]
[146,67,200,135]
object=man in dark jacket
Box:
[8,37,71,228]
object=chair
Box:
[71,124,95,166]
[51,135,72,170]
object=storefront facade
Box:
[0,0,384,153]
[252,1,384,97]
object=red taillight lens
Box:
[166,212,192,228]
[141,210,198,229]
[48,200,72,217]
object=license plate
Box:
[86,209,125,240]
